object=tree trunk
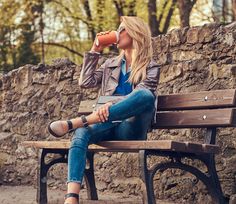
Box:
[148,0,160,36]
[83,0,96,40]
[96,0,105,33]
[113,0,125,18]
[39,0,45,64]
[177,0,196,27]
[232,0,236,21]
[163,0,177,33]
[128,0,136,16]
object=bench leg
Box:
[205,154,229,204]
[204,128,229,204]
[37,149,68,204]
[139,150,229,204]
[37,149,49,204]
[139,150,156,204]
[84,151,98,200]
[148,158,218,203]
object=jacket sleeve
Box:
[79,51,106,88]
[109,61,160,105]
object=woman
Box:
[48,16,160,204]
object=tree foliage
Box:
[0,0,235,73]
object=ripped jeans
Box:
[67,88,156,184]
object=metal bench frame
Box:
[36,128,226,204]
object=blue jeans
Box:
[67,88,156,184]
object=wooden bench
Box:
[22,89,236,204]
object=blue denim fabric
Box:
[67,88,156,184]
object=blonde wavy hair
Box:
[118,16,153,85]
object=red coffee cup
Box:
[95,31,119,46]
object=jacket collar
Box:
[104,52,138,94]
[104,52,125,88]
[107,52,125,68]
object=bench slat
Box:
[22,140,220,154]
[78,90,236,113]
[153,108,236,129]
[157,89,236,111]
[77,108,236,129]
[78,100,96,113]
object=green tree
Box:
[0,0,19,72]
[0,26,10,73]
[16,0,41,67]
[16,23,40,67]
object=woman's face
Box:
[116,23,133,49]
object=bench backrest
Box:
[23,90,235,150]
[78,89,236,129]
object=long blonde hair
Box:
[118,16,153,85]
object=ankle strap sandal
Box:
[81,115,89,128]
[64,193,79,204]
[48,120,75,138]
[67,120,74,133]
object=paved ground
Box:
[0,185,175,204]
[0,185,139,204]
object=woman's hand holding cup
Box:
[90,39,106,53]
[90,30,118,52]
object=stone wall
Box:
[151,22,236,203]
[1,22,236,203]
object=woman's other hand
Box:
[95,101,113,122]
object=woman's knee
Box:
[70,127,91,149]
[134,88,155,104]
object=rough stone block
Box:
[172,50,202,61]
[186,27,199,44]
[209,64,233,80]
[169,29,181,46]
[159,64,183,83]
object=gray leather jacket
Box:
[79,51,160,125]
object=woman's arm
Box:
[78,51,106,88]
[79,32,108,88]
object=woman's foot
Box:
[48,120,74,138]
[64,193,79,204]
[48,112,105,137]
[48,115,91,137]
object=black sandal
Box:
[64,193,79,204]
[80,115,89,128]
[48,115,89,138]
[48,120,74,138]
